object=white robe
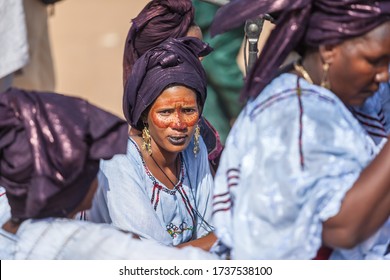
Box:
[0,0,28,79]
[213,73,390,259]
[0,217,218,260]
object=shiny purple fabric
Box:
[210,0,390,100]
[0,88,128,220]
[123,37,212,130]
[123,0,194,85]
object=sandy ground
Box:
[48,0,273,118]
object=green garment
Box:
[193,0,244,143]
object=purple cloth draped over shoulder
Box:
[0,88,128,220]
[123,0,194,85]
[123,37,212,130]
[210,0,390,100]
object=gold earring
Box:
[320,62,331,90]
[142,126,152,156]
[193,124,200,157]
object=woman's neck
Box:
[151,148,179,168]
[131,135,180,189]
[300,52,323,86]
[131,134,179,166]
[149,151,180,189]
[129,127,141,137]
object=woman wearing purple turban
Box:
[89,37,218,251]
[211,0,390,259]
[0,88,217,260]
[123,0,223,173]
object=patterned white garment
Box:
[0,0,28,79]
[349,82,390,145]
[213,73,390,259]
[89,136,214,246]
[0,218,218,260]
[0,186,10,225]
[378,81,390,133]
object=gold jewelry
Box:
[320,62,331,89]
[293,60,314,84]
[142,126,152,156]
[193,124,200,157]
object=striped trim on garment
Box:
[249,87,335,120]
[212,167,240,215]
[176,186,196,226]
[129,137,195,223]
[350,107,387,143]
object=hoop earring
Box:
[320,62,331,90]
[193,124,200,157]
[142,126,152,156]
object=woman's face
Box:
[327,22,390,106]
[147,86,200,154]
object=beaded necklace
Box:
[150,154,180,189]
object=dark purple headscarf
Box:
[123,0,195,85]
[123,37,212,130]
[0,88,128,220]
[210,0,390,100]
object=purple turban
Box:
[123,0,195,85]
[0,88,128,220]
[123,37,212,130]
[210,0,390,100]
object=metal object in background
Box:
[198,0,275,73]
[244,17,263,74]
[243,15,275,73]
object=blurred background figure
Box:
[193,0,244,143]
[25,0,270,122]
[2,0,265,124]
[0,0,29,93]
[12,0,57,92]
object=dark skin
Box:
[133,86,200,190]
[131,85,217,251]
[293,22,390,249]
[299,24,390,107]
[2,219,20,235]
